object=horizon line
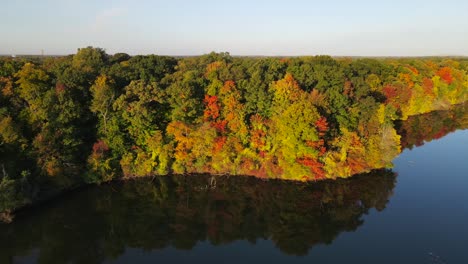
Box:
[1,52,468,59]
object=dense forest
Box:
[0,47,467,214]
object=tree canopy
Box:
[0,48,467,214]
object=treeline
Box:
[0,47,467,212]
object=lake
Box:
[1,106,467,264]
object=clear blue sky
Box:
[1,0,468,56]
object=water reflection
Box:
[397,103,467,149]
[0,170,396,263]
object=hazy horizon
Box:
[2,0,468,56]
[2,52,468,58]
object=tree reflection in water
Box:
[0,170,396,263]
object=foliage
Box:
[0,49,467,213]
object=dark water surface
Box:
[1,108,467,264]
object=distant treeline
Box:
[0,47,467,213]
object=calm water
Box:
[1,108,467,264]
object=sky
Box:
[1,0,468,56]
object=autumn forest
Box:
[1,47,467,214]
